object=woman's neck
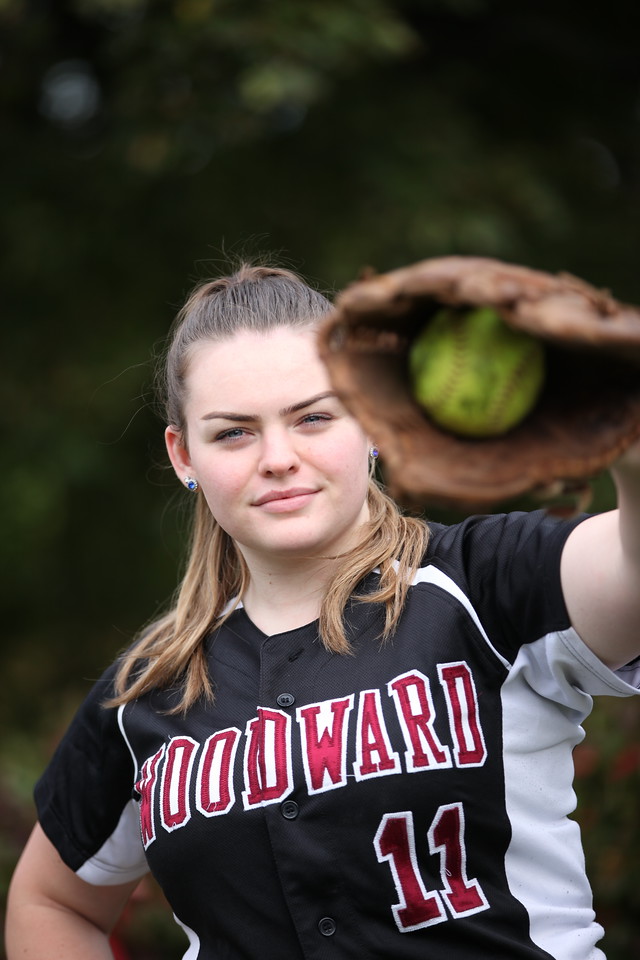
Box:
[240,553,336,636]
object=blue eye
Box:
[216,427,247,442]
[301,413,331,425]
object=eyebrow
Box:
[200,391,338,422]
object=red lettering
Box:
[388,671,451,771]
[375,804,489,932]
[374,812,446,931]
[160,737,198,831]
[428,803,489,917]
[196,727,241,816]
[438,663,487,767]
[353,689,401,781]
[135,746,164,849]
[242,708,292,809]
[297,696,354,794]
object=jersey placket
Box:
[256,626,361,959]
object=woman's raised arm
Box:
[561,440,640,670]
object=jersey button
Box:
[280,800,299,820]
[276,692,295,708]
[318,917,336,937]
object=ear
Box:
[165,425,193,483]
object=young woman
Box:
[6,264,640,960]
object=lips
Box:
[253,487,318,506]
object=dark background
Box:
[2,1,639,956]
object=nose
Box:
[258,428,301,477]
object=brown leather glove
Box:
[318,256,640,511]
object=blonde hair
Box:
[110,264,429,713]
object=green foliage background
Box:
[1,0,639,956]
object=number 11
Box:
[374,803,489,932]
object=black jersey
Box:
[35,511,640,960]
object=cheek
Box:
[199,480,249,539]
[309,423,369,464]
[196,458,248,515]
[319,432,370,488]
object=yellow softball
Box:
[409,307,546,437]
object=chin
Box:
[254,530,348,560]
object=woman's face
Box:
[165,327,371,567]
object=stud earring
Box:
[184,477,199,492]
[370,446,379,460]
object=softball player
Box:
[7,265,640,960]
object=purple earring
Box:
[370,446,379,460]
[184,477,199,492]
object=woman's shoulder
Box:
[424,509,586,568]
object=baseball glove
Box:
[318,256,640,512]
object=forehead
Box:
[183,327,330,412]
